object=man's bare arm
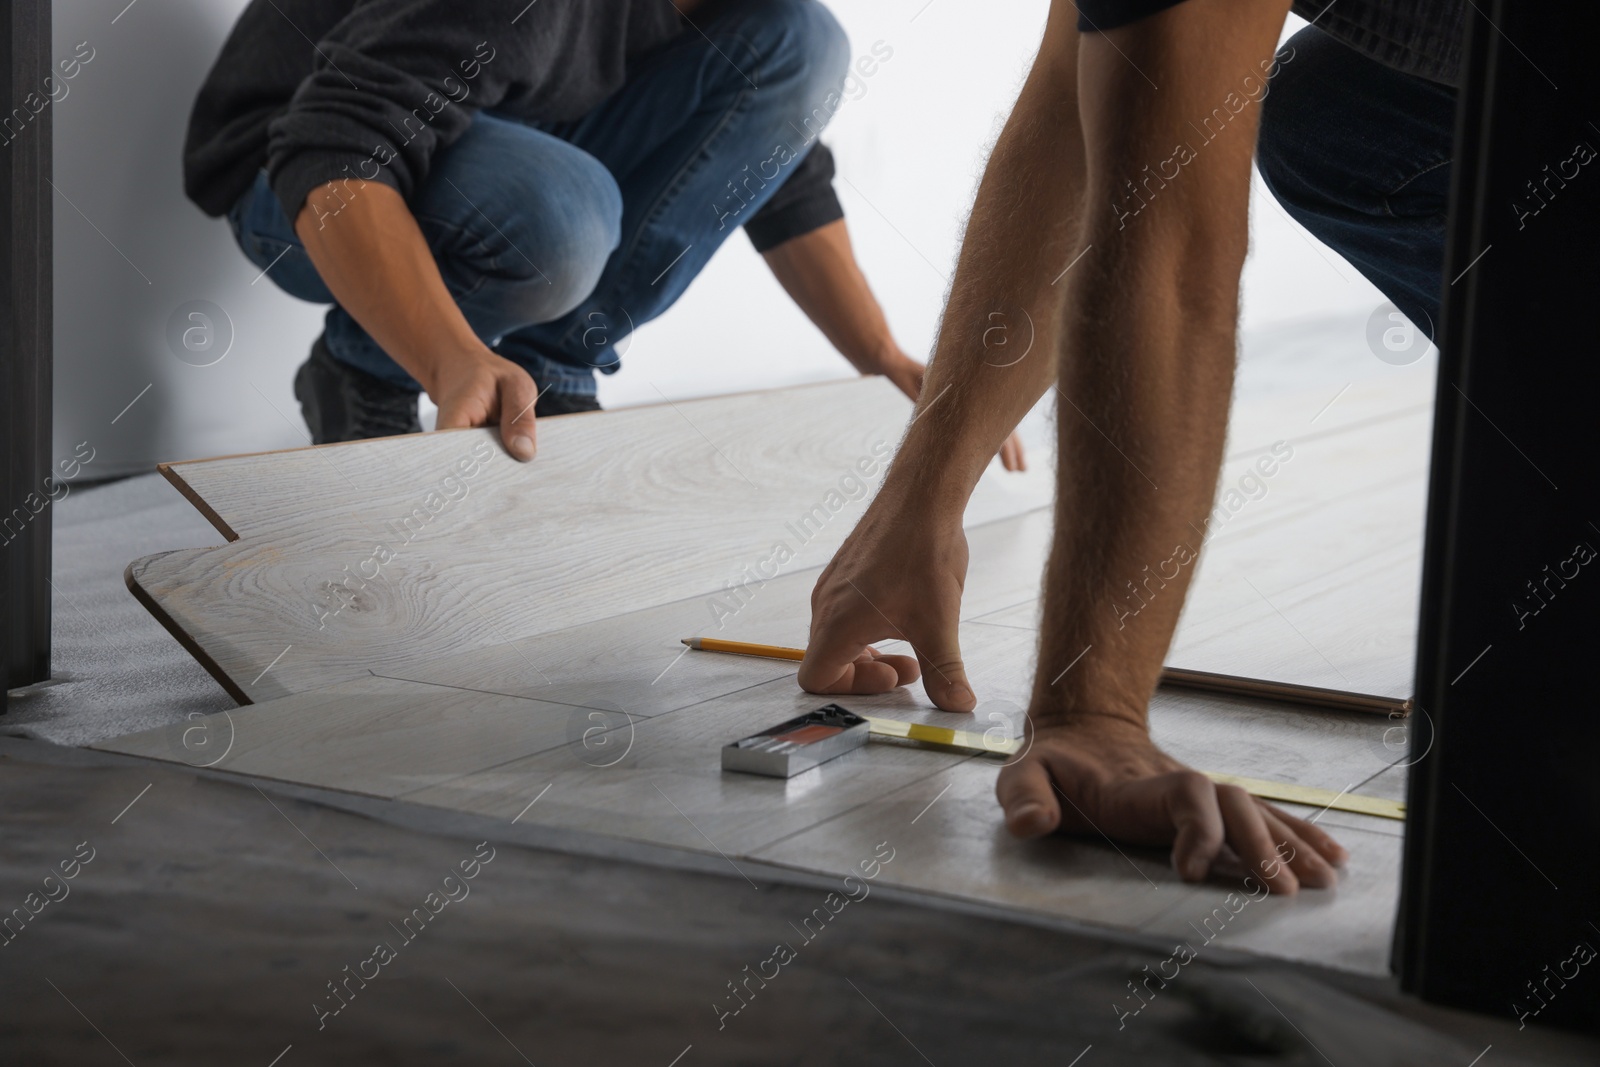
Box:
[995,1,1349,894]
[295,181,539,458]
[797,0,1084,706]
[762,218,1025,471]
[803,0,1346,889]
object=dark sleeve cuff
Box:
[270,148,405,225]
[745,192,844,252]
[744,142,845,253]
[1076,0,1189,32]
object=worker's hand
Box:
[997,715,1348,893]
[873,350,1026,473]
[431,348,540,462]
[799,501,975,711]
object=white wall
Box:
[604,4,1384,410]
[54,1,1382,476]
[53,0,328,479]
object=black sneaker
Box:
[534,389,602,418]
[293,336,422,444]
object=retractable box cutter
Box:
[720,704,870,778]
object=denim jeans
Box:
[1258,26,1457,338]
[227,0,848,399]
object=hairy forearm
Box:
[882,6,1085,511]
[294,181,487,396]
[1028,3,1286,726]
[1030,235,1242,724]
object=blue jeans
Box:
[1258,26,1457,338]
[228,0,848,399]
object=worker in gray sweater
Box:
[183,0,1024,468]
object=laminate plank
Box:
[970,599,1037,630]
[750,754,1400,973]
[1135,820,1400,974]
[1222,371,1434,465]
[750,757,1185,931]
[370,515,1052,723]
[1353,759,1409,803]
[90,676,634,799]
[961,401,1430,698]
[1167,483,1424,696]
[376,570,822,716]
[160,377,1050,543]
[947,620,1405,808]
[959,508,1053,620]
[400,672,976,857]
[127,378,1053,703]
[1144,681,1405,798]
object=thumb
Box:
[909,620,975,713]
[499,367,539,462]
[996,757,1061,838]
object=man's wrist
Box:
[406,339,500,402]
[875,443,974,520]
[1027,703,1149,735]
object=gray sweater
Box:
[183,0,843,252]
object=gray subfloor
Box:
[4,472,234,746]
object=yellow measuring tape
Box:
[862,716,1405,822]
[1202,772,1405,820]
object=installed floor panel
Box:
[95,371,1435,977]
[97,675,646,800]
[98,614,1407,972]
[977,382,1433,699]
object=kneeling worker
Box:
[183,0,1025,467]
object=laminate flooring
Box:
[98,370,1433,975]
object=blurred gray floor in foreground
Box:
[4,738,1591,1067]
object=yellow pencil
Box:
[680,637,1407,716]
[681,637,806,661]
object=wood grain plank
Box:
[964,400,1430,698]
[376,570,822,716]
[400,672,976,857]
[751,758,1185,931]
[128,378,1052,702]
[90,676,634,800]
[366,512,1052,725]
[750,753,1400,974]
[1143,684,1406,799]
[1135,821,1400,974]
[960,508,1054,620]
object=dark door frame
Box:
[1,0,51,702]
[1399,0,1599,1033]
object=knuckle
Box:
[1213,782,1248,805]
[1175,769,1214,799]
